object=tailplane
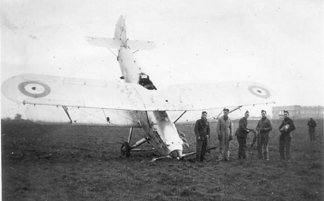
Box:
[86,15,155,50]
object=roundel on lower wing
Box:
[18,81,51,98]
[248,85,270,99]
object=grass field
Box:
[1,118,323,201]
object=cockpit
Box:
[138,73,157,90]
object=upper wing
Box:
[2,74,275,112]
[1,74,165,111]
[167,82,275,110]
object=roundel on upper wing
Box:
[248,85,270,99]
[18,81,51,98]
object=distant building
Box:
[272,105,324,119]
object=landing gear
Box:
[121,127,133,158]
[121,142,131,157]
[120,127,149,158]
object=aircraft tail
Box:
[114,15,127,46]
[86,15,155,50]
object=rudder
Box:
[114,15,127,46]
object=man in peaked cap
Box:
[235,110,251,159]
[217,108,233,161]
[256,110,273,160]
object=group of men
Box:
[193,108,317,162]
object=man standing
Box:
[217,108,233,161]
[307,117,317,142]
[279,110,296,161]
[194,111,210,162]
[235,111,251,159]
[256,110,272,160]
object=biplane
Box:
[2,15,275,160]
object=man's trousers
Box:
[196,139,207,162]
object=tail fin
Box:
[86,15,155,50]
[114,15,127,46]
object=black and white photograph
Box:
[1,0,323,200]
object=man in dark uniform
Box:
[256,110,272,160]
[235,111,251,159]
[194,111,210,162]
[279,110,296,161]
[307,118,317,142]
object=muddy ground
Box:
[1,118,323,201]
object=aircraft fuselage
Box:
[117,47,183,157]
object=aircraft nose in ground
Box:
[169,150,182,159]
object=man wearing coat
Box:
[307,117,317,142]
[235,111,251,159]
[194,111,210,162]
[279,110,296,161]
[217,108,233,161]
[256,110,273,160]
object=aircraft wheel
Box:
[121,142,131,157]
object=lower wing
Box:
[24,105,140,127]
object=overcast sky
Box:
[1,0,323,118]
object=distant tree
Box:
[14,113,22,120]
[1,117,12,121]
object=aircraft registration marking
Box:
[248,85,270,98]
[18,81,51,98]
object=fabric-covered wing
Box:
[2,74,275,114]
[1,74,167,111]
[167,82,275,110]
[24,105,140,127]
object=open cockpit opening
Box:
[138,72,157,90]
